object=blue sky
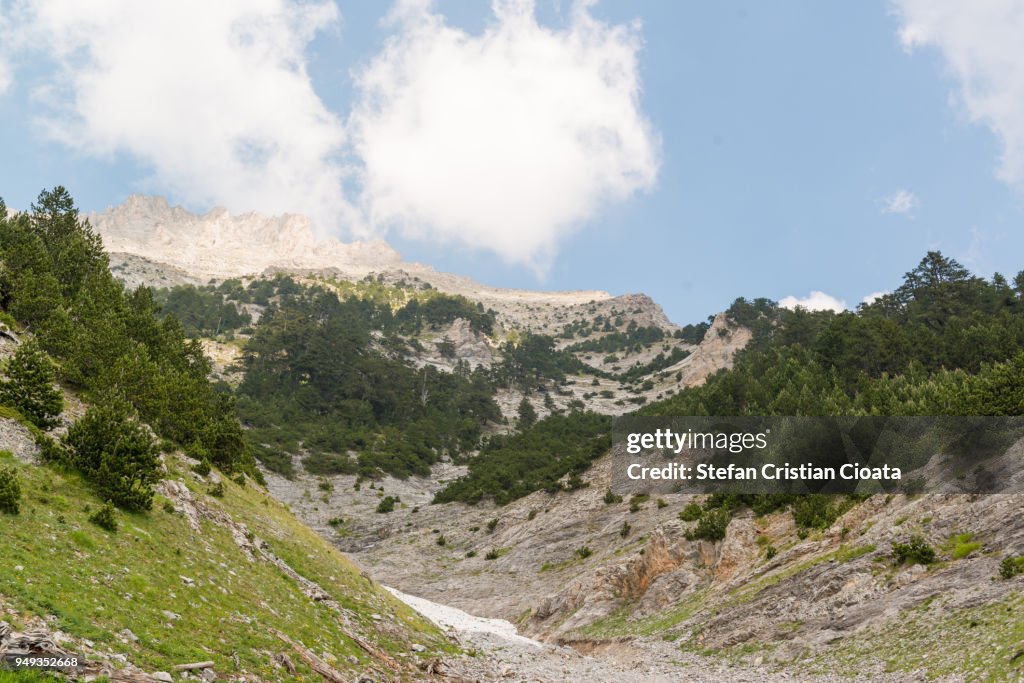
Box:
[1,1,1022,325]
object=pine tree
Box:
[0,339,63,429]
[64,398,159,511]
[517,397,537,429]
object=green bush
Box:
[999,555,1024,580]
[88,501,118,532]
[0,466,21,515]
[208,481,225,498]
[603,489,623,505]
[486,518,498,533]
[436,535,446,547]
[484,549,499,560]
[376,495,399,514]
[791,494,841,530]
[619,520,631,538]
[684,508,731,542]
[892,535,936,565]
[679,502,702,521]
[191,458,211,477]
[576,546,593,559]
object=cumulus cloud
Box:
[779,291,847,313]
[1,0,659,267]
[9,0,361,234]
[349,0,660,270]
[892,0,1024,190]
[861,290,889,305]
[880,188,919,214]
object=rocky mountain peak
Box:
[90,195,403,280]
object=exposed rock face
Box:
[91,195,403,281]
[665,312,752,388]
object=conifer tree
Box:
[0,339,63,429]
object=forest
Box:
[0,188,254,513]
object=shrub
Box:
[192,458,211,477]
[656,498,668,509]
[88,501,118,532]
[486,518,498,533]
[999,555,1024,580]
[162,501,175,514]
[792,494,841,530]
[603,489,623,505]
[679,503,702,522]
[465,550,477,558]
[620,520,631,538]
[892,535,936,565]
[684,508,731,542]
[317,478,333,492]
[0,466,21,515]
[208,482,225,498]
[327,517,344,527]
[527,510,537,521]
[765,545,777,560]
[484,549,499,560]
[576,546,593,559]
[436,535,446,547]
[376,495,399,514]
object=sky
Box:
[1,0,1023,325]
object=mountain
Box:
[6,191,1024,681]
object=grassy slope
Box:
[0,447,454,681]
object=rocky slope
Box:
[84,196,1024,680]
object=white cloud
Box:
[1,0,660,268]
[349,0,660,271]
[0,58,10,95]
[892,0,1024,190]
[10,0,361,235]
[880,188,919,214]
[861,290,889,305]
[779,291,847,313]
[0,6,12,95]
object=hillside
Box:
[0,432,456,681]
[8,190,1024,681]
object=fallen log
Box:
[271,629,348,683]
[172,660,215,671]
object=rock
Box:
[179,576,195,586]
[13,565,23,572]
[162,610,181,621]
[411,643,426,652]
[151,672,174,682]
[199,668,216,682]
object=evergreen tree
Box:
[517,397,537,429]
[64,398,159,511]
[0,339,63,428]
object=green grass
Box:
[944,532,982,560]
[0,452,455,681]
[801,591,1024,679]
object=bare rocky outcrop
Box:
[662,312,752,388]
